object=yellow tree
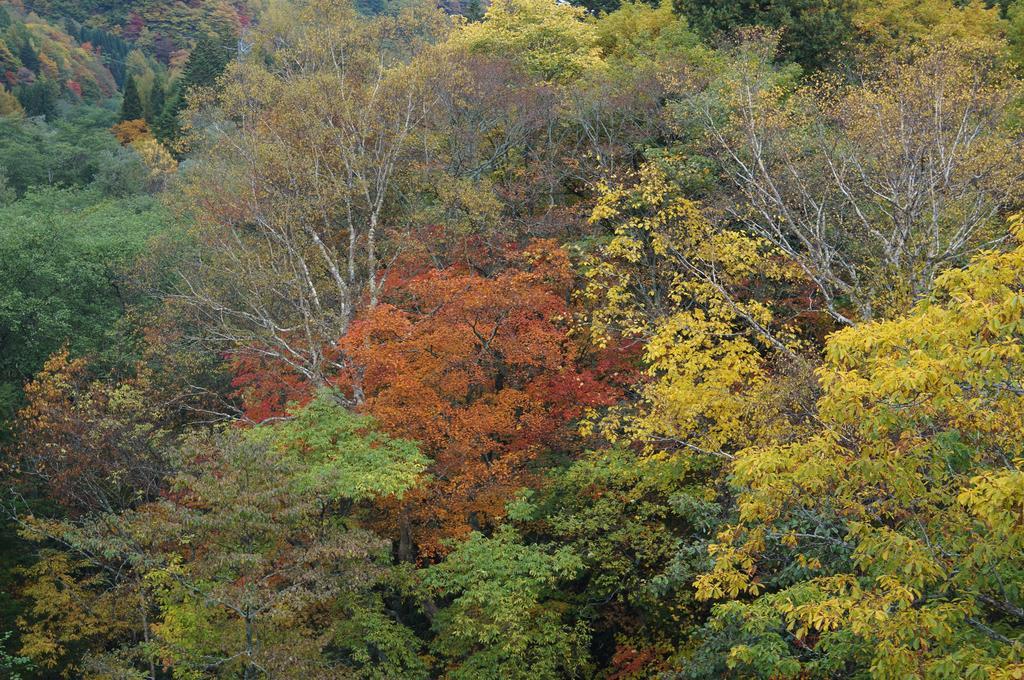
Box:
[852,0,1006,56]
[0,84,23,117]
[451,0,603,83]
[695,214,1024,678]
[569,157,822,675]
[583,160,812,459]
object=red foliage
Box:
[221,237,627,556]
[230,353,313,424]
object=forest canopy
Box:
[2,0,1024,678]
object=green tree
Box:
[155,80,182,142]
[0,188,168,423]
[143,422,420,678]
[145,76,164,126]
[0,107,124,195]
[16,39,39,73]
[424,528,592,679]
[0,167,14,205]
[0,632,34,679]
[508,449,724,674]
[15,80,58,120]
[118,75,143,121]
[154,33,230,143]
[673,0,855,69]
[181,32,231,92]
[13,393,429,677]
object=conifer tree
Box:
[156,81,182,143]
[181,33,230,92]
[16,79,57,119]
[17,39,39,73]
[145,77,164,126]
[119,75,143,122]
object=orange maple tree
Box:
[334,239,619,558]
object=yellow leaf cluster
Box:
[450,0,604,83]
[583,161,805,457]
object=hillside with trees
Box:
[2,0,1024,678]
[0,2,118,116]
[25,0,255,58]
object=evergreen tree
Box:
[355,0,387,15]
[146,77,165,126]
[181,33,230,92]
[464,0,484,21]
[156,34,229,146]
[673,0,855,69]
[16,79,57,119]
[568,0,621,15]
[0,166,14,206]
[119,75,143,122]
[17,39,39,73]
[156,81,183,144]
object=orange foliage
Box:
[334,239,619,557]
[606,644,672,680]
[110,118,152,145]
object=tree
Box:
[180,32,230,93]
[119,75,143,121]
[693,212,1024,678]
[673,0,855,69]
[12,393,430,678]
[110,117,151,145]
[684,37,1024,321]
[0,167,14,205]
[583,160,812,458]
[424,528,591,679]
[11,350,169,516]
[0,632,32,679]
[334,241,619,558]
[452,0,603,83]
[12,549,143,676]
[139,406,425,678]
[155,79,182,142]
[508,448,724,675]
[0,87,22,118]
[0,108,126,195]
[0,189,168,423]
[16,40,39,73]
[594,1,703,63]
[145,76,164,125]
[854,0,1006,58]
[152,33,230,144]
[174,0,451,388]
[15,79,58,119]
